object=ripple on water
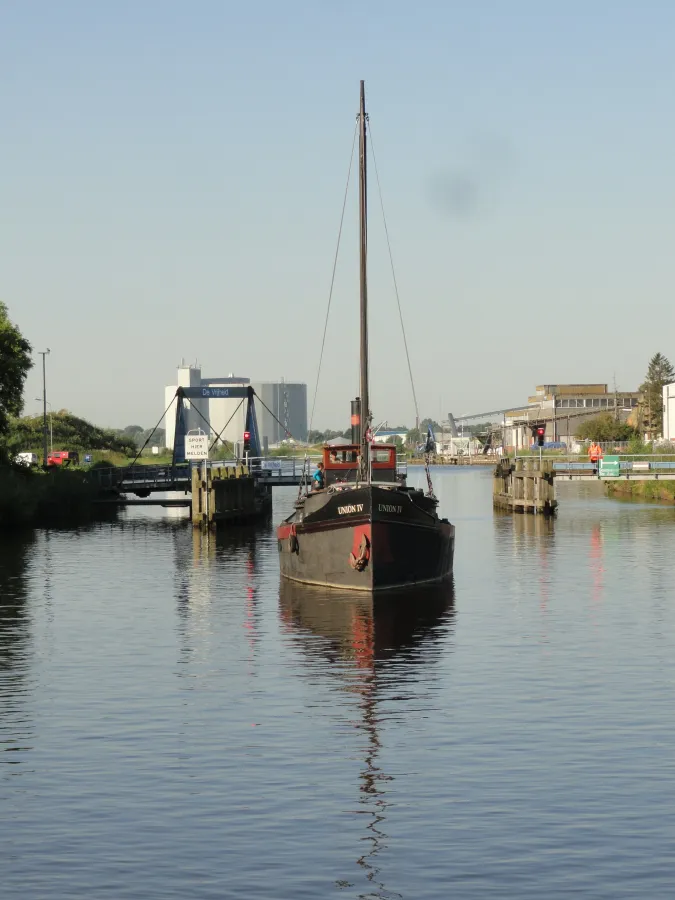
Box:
[1,475,675,898]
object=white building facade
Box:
[663,383,675,441]
[164,365,307,452]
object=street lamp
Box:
[37,349,50,468]
[35,399,53,452]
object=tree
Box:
[640,352,675,436]
[6,410,137,456]
[406,427,422,447]
[575,414,636,443]
[0,303,32,450]
[420,418,441,433]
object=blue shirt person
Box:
[312,462,325,490]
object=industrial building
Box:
[164,365,307,452]
[503,384,641,450]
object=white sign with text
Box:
[185,434,209,460]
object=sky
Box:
[3,1,675,431]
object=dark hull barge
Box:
[278,479,454,591]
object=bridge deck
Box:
[90,458,321,495]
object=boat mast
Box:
[358,80,370,477]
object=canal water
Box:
[2,468,675,898]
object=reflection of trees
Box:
[280,581,455,899]
[0,533,36,762]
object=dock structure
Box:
[191,464,271,527]
[493,458,557,515]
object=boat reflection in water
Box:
[280,579,455,897]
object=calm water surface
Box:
[2,468,675,898]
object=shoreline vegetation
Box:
[605,481,675,504]
[0,467,109,529]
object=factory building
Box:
[503,383,641,450]
[163,365,307,452]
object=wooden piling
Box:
[191,464,260,528]
[493,458,556,515]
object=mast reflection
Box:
[280,580,455,898]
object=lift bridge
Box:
[92,385,313,501]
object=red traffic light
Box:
[536,427,545,436]
[243,431,251,441]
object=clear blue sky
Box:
[3,1,675,430]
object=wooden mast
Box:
[358,80,369,478]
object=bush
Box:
[5,411,137,458]
[0,466,101,529]
[576,414,637,443]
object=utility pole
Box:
[39,349,50,468]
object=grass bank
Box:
[0,466,105,529]
[605,480,675,503]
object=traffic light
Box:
[536,427,545,448]
[243,430,251,454]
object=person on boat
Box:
[329,450,338,463]
[312,462,325,490]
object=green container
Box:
[599,455,620,477]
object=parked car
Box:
[15,452,38,467]
[47,450,80,467]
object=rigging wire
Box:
[368,122,435,497]
[367,122,420,426]
[129,393,177,468]
[306,120,359,442]
[171,390,241,454]
[207,398,245,454]
[299,120,359,497]
[254,392,295,442]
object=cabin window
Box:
[371,448,393,463]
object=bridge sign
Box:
[185,434,209,460]
[599,455,620,477]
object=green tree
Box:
[6,410,137,456]
[640,352,675,436]
[0,303,32,452]
[406,427,422,446]
[576,414,636,443]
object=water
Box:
[2,468,675,898]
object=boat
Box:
[276,81,455,591]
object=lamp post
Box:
[35,400,53,452]
[38,349,50,468]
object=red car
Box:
[47,450,80,467]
